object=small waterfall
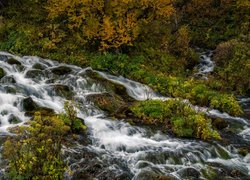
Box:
[0,51,249,179]
[194,51,215,80]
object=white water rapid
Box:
[0,52,249,179]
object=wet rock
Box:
[178,167,201,178]
[212,118,229,130]
[50,84,73,99]
[0,55,8,61]
[32,63,47,70]
[21,97,38,111]
[0,67,5,79]
[51,66,72,75]
[7,58,21,65]
[8,114,21,124]
[86,93,127,116]
[25,69,45,80]
[0,75,16,84]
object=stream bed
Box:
[0,52,249,179]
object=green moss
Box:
[130,99,221,140]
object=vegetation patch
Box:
[130,99,221,140]
[3,101,86,179]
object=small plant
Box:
[60,101,87,132]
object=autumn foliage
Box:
[46,0,174,50]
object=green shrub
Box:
[60,101,87,132]
[3,112,70,179]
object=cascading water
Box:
[194,51,215,80]
[0,51,249,179]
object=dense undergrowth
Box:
[130,99,221,140]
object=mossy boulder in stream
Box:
[86,93,127,117]
[25,69,45,80]
[6,58,21,65]
[32,63,47,70]
[51,66,72,75]
[50,84,74,99]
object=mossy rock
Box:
[51,66,72,75]
[4,85,17,94]
[86,92,127,116]
[25,69,45,80]
[50,84,74,99]
[0,75,16,84]
[0,67,5,79]
[8,114,21,124]
[212,118,229,130]
[32,63,47,70]
[7,58,21,65]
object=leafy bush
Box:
[130,99,221,140]
[3,112,70,179]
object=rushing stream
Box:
[0,52,249,179]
